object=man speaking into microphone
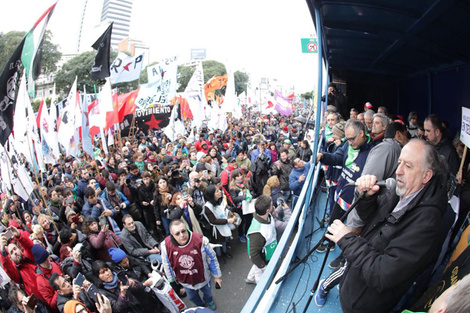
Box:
[326,139,449,313]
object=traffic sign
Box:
[301,38,318,53]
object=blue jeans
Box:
[146,253,162,264]
[184,282,213,306]
[161,216,170,236]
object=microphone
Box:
[346,177,396,191]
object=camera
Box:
[99,216,108,228]
[114,206,121,211]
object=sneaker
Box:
[314,279,329,307]
[245,278,256,285]
[240,234,247,243]
[328,255,345,269]
[207,301,217,310]
[316,242,335,253]
[223,252,233,259]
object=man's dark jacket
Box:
[338,173,448,313]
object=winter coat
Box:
[289,163,311,196]
[121,221,159,258]
[338,174,448,313]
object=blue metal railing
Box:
[241,140,323,312]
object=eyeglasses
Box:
[173,229,187,237]
[345,133,358,142]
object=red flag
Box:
[117,89,138,121]
[36,100,44,130]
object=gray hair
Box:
[444,274,470,313]
[364,109,375,119]
[373,113,390,128]
[345,119,367,135]
[410,139,445,175]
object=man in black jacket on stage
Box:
[326,139,449,313]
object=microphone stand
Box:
[304,183,329,238]
[301,190,366,313]
[275,190,365,285]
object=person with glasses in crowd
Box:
[161,219,221,310]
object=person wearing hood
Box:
[323,140,450,313]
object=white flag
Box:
[110,52,144,85]
[1,138,34,202]
[58,77,80,157]
[47,101,60,159]
[184,61,206,127]
[164,99,185,142]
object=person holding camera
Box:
[100,182,130,229]
[82,217,122,262]
[82,187,121,238]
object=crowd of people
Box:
[0,108,310,313]
[0,87,469,313]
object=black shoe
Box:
[223,252,233,259]
[328,255,345,269]
[316,242,335,253]
[219,254,226,264]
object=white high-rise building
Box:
[101,0,134,49]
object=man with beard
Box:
[0,226,41,300]
[326,139,448,313]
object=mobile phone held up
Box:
[26,294,38,309]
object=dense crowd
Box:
[1,88,469,313]
[0,106,313,313]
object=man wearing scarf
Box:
[316,119,374,252]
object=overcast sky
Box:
[0,0,319,93]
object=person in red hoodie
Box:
[32,243,62,313]
[0,226,40,297]
[195,134,211,153]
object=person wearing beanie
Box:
[32,244,63,313]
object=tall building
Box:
[101,0,134,49]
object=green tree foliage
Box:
[202,60,226,82]
[0,31,25,71]
[177,65,195,92]
[55,50,139,96]
[234,71,249,96]
[54,51,96,95]
[301,91,313,100]
[0,30,61,74]
[40,31,62,74]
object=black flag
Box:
[0,37,26,145]
[91,22,113,80]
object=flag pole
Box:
[3,147,60,234]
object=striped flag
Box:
[21,2,57,97]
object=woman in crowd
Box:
[228,169,252,243]
[296,139,312,162]
[269,142,279,163]
[37,214,60,255]
[169,192,203,234]
[82,217,122,261]
[203,184,236,262]
[263,175,283,206]
[92,260,145,313]
[153,176,176,236]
